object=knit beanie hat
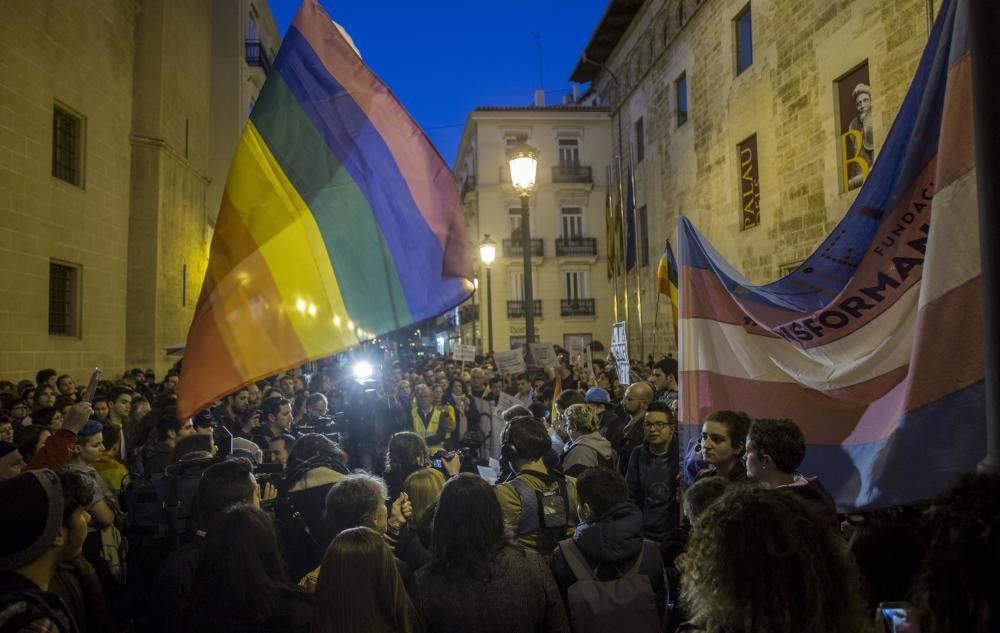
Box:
[0,469,63,571]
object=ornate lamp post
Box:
[479,234,497,354]
[507,139,539,345]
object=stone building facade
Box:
[571,0,942,356]
[0,0,279,383]
[454,102,617,354]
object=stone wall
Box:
[0,0,137,381]
[589,0,940,357]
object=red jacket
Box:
[26,429,78,471]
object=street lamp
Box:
[507,139,539,346]
[479,234,497,354]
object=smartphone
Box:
[878,602,920,633]
[84,368,101,403]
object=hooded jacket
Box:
[561,432,616,477]
[550,502,666,624]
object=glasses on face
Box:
[644,421,674,431]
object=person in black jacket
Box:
[551,467,667,627]
[626,402,681,543]
[413,474,570,633]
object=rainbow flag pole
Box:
[178,0,472,418]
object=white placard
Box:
[566,336,587,367]
[611,321,630,384]
[529,342,558,368]
[494,349,527,375]
[495,391,520,415]
[453,343,476,363]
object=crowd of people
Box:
[0,350,997,633]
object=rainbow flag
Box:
[656,240,679,345]
[678,0,983,511]
[178,0,472,418]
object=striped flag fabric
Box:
[178,0,473,418]
[657,240,679,345]
[624,162,636,272]
[678,0,983,511]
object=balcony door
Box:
[558,139,580,166]
[563,270,589,300]
[561,207,583,239]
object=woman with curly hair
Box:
[912,472,1000,633]
[680,485,871,633]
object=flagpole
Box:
[616,153,630,347]
[607,165,620,322]
[970,0,1000,473]
[628,144,645,362]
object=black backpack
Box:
[558,538,660,633]
[509,471,577,555]
[0,587,78,633]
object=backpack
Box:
[0,587,77,633]
[558,538,660,633]
[162,457,216,545]
[509,472,576,555]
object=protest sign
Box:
[529,342,558,368]
[611,322,629,384]
[494,349,527,375]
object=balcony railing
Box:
[507,300,543,319]
[502,238,544,258]
[556,236,597,256]
[459,304,479,322]
[552,164,592,183]
[245,40,272,73]
[561,298,596,316]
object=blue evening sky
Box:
[268,1,608,166]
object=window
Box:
[508,208,524,240]
[558,139,580,166]
[508,271,538,300]
[735,5,753,75]
[638,206,650,266]
[561,207,583,239]
[634,117,645,162]
[51,106,83,186]
[247,8,258,40]
[563,271,589,300]
[49,261,80,337]
[676,73,688,127]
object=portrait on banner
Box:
[838,63,875,192]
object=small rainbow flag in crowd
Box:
[656,240,679,345]
[178,0,472,418]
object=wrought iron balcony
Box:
[507,300,542,319]
[459,304,479,322]
[556,236,597,256]
[502,238,544,258]
[245,40,272,73]
[561,298,596,316]
[552,164,592,183]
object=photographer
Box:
[383,432,460,500]
[274,434,350,582]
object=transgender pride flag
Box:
[678,0,982,511]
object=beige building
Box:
[454,99,616,354]
[572,0,942,355]
[0,1,279,384]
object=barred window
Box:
[49,262,80,337]
[52,106,83,186]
